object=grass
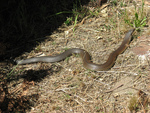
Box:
[0,0,90,80]
[1,0,150,112]
[128,96,139,112]
[0,0,89,60]
[124,0,147,31]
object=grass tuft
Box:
[124,0,147,31]
[128,96,139,112]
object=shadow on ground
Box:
[0,0,90,61]
[0,63,62,112]
[0,0,92,112]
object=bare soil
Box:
[1,0,150,113]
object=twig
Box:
[74,99,87,112]
[104,84,124,93]
[55,87,77,92]
[56,87,94,103]
[74,95,93,103]
[93,79,109,85]
[97,70,138,75]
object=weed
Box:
[73,13,79,32]
[60,0,91,31]
[63,47,69,51]
[120,1,127,7]
[6,64,24,80]
[111,0,118,6]
[65,17,73,26]
[57,1,84,28]
[52,106,61,110]
[89,10,99,17]
[128,96,139,112]
[95,106,99,109]
[52,41,56,45]
[35,44,42,52]
[124,0,147,31]
[66,76,73,82]
[65,57,70,62]
[64,94,71,99]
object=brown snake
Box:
[16,29,135,71]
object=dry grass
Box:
[1,0,150,112]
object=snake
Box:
[16,28,135,71]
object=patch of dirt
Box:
[1,0,150,112]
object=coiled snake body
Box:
[17,29,135,71]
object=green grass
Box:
[124,0,147,31]
[1,0,149,112]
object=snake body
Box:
[17,29,135,71]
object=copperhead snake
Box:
[16,29,135,71]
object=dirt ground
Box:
[1,0,150,113]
